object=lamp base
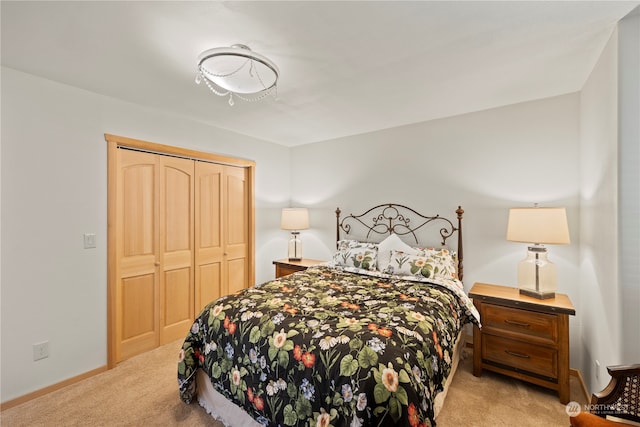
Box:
[287,231,302,261]
[519,288,556,300]
[517,246,557,300]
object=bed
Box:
[178,204,480,427]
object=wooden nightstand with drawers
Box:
[469,282,575,404]
[273,258,325,278]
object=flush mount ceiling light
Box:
[195,44,279,106]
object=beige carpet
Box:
[1,340,586,426]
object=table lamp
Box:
[506,205,570,299]
[281,208,309,261]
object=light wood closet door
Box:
[107,133,255,367]
[116,149,194,361]
[194,162,223,313]
[225,166,250,295]
[194,163,250,313]
[159,156,194,344]
[116,149,160,361]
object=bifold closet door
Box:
[108,133,255,366]
[194,162,250,313]
[194,161,223,313]
[116,149,160,361]
[159,156,195,344]
[116,149,194,361]
[224,166,250,295]
[195,161,251,313]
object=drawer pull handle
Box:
[504,319,531,328]
[505,350,530,359]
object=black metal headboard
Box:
[335,204,464,280]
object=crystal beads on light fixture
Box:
[195,44,279,106]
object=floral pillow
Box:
[384,249,458,281]
[331,245,378,271]
[416,248,458,274]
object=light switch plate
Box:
[84,233,96,249]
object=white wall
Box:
[0,67,290,402]
[579,8,640,391]
[290,93,582,363]
[617,6,640,366]
[579,29,620,392]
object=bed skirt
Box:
[195,330,467,426]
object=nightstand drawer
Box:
[273,259,325,278]
[483,334,558,379]
[276,265,304,277]
[481,304,558,345]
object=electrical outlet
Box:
[595,360,601,380]
[33,341,49,361]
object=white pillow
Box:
[377,233,419,271]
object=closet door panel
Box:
[197,263,222,313]
[195,162,224,312]
[122,165,155,256]
[164,165,192,252]
[116,149,160,361]
[226,167,247,246]
[120,274,157,360]
[163,268,192,325]
[121,275,155,338]
[197,167,221,248]
[224,166,249,292]
[159,157,194,344]
[227,259,247,295]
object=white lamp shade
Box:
[281,208,309,231]
[507,207,570,245]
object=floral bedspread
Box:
[178,265,479,427]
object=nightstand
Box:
[469,282,575,404]
[273,258,325,278]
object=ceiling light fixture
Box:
[195,44,279,106]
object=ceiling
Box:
[2,1,638,147]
